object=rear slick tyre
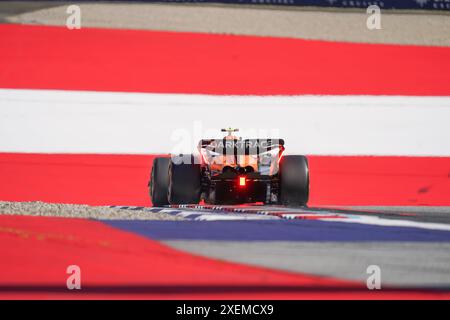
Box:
[168,154,202,205]
[279,155,309,206]
[149,157,170,206]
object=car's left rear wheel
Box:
[168,154,202,205]
[149,157,170,206]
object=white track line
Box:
[328,215,450,232]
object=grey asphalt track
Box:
[165,240,450,287]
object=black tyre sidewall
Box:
[279,155,309,206]
[150,157,170,206]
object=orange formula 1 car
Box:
[149,128,309,206]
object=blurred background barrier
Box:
[98,0,450,11]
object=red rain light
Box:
[239,176,246,187]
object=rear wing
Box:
[198,139,285,155]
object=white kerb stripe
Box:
[0,89,449,156]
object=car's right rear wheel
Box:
[279,155,309,206]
